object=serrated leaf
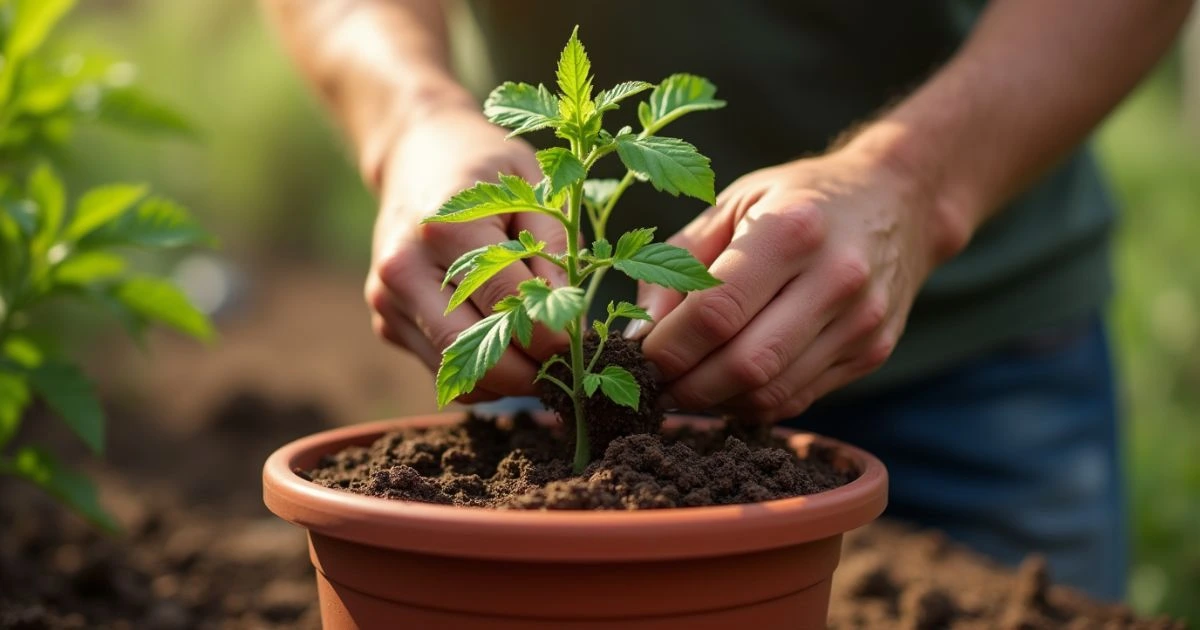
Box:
[608,301,652,322]
[591,365,640,410]
[508,303,534,348]
[27,361,104,454]
[643,73,726,133]
[535,148,585,198]
[5,0,76,62]
[519,278,585,331]
[9,446,120,532]
[517,230,538,250]
[442,245,488,289]
[616,135,715,203]
[424,174,553,224]
[53,250,126,285]
[613,243,722,292]
[96,87,196,138]
[112,277,214,341]
[593,81,653,113]
[483,82,559,137]
[65,184,147,242]
[614,227,656,260]
[29,163,65,252]
[591,238,612,259]
[435,311,513,408]
[592,319,608,339]
[446,241,537,314]
[76,197,211,250]
[0,371,30,449]
[556,26,594,120]
[582,372,601,397]
[582,179,621,211]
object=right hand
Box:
[364,105,568,404]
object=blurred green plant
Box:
[0,0,211,530]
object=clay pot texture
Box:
[263,412,888,630]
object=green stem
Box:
[538,372,574,397]
[562,140,592,473]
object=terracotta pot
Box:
[263,412,887,630]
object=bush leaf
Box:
[424,175,554,224]
[519,278,585,331]
[112,277,214,341]
[435,311,515,408]
[78,197,211,250]
[65,184,147,242]
[53,250,126,285]
[8,446,119,532]
[587,365,640,410]
[445,241,538,314]
[483,82,559,137]
[536,148,585,198]
[613,243,721,292]
[615,135,715,203]
[27,360,104,454]
[0,370,30,449]
[642,74,726,133]
[594,81,653,113]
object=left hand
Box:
[633,147,965,422]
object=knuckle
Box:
[694,286,749,341]
[783,391,816,417]
[863,332,898,370]
[416,219,458,244]
[748,381,792,413]
[375,246,424,295]
[775,202,827,253]
[430,324,465,353]
[852,296,888,339]
[734,341,789,389]
[645,343,691,381]
[828,251,871,300]
[473,275,520,311]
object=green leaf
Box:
[27,361,104,454]
[517,230,539,250]
[608,301,652,322]
[29,163,65,252]
[592,319,608,340]
[582,179,621,211]
[615,135,716,203]
[65,184,148,242]
[0,371,30,449]
[483,82,559,137]
[556,26,594,122]
[424,174,554,224]
[643,74,726,133]
[8,446,120,532]
[591,238,612,259]
[613,243,722,292]
[77,197,211,250]
[442,245,489,290]
[112,277,214,341]
[5,0,76,61]
[535,148,585,198]
[589,365,641,410]
[614,227,656,260]
[593,81,653,113]
[3,336,44,368]
[446,241,539,314]
[3,200,37,236]
[435,311,514,408]
[96,87,196,138]
[495,296,535,348]
[53,250,126,285]
[519,278,585,331]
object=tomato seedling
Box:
[428,27,724,473]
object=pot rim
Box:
[263,412,887,562]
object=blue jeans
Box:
[476,314,1128,600]
[786,313,1127,601]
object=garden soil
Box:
[0,268,1185,629]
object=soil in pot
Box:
[307,334,857,509]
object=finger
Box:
[375,243,540,399]
[642,198,827,381]
[722,293,895,421]
[661,265,865,411]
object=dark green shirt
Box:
[464,0,1115,395]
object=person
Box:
[262,0,1193,600]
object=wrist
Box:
[840,121,979,264]
[358,73,477,191]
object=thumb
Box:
[625,202,734,339]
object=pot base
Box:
[311,531,840,630]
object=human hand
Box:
[633,148,967,421]
[364,106,567,403]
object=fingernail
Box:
[623,319,650,339]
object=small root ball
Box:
[539,332,663,465]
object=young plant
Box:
[427,27,725,473]
[0,0,211,529]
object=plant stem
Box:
[564,170,591,474]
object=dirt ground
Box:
[0,267,1185,629]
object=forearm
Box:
[261,0,476,189]
[846,0,1193,261]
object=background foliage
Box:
[57,0,1200,621]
